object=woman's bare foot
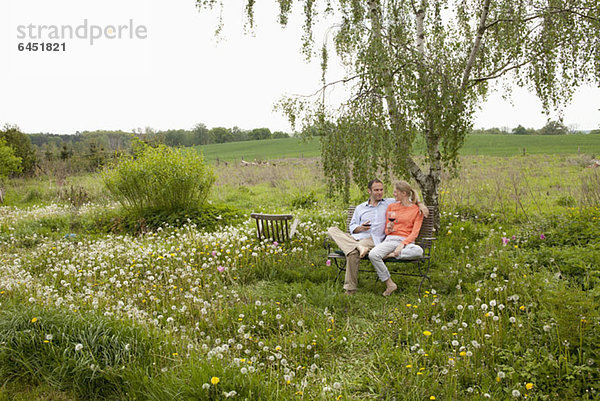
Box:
[357,245,369,258]
[383,282,398,297]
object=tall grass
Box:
[0,301,163,399]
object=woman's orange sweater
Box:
[384,203,424,245]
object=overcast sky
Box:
[1,0,599,135]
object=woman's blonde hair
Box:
[395,181,420,204]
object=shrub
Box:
[87,202,244,234]
[102,143,215,216]
[291,190,318,209]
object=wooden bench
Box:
[250,213,299,243]
[325,206,436,297]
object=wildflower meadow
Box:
[0,153,598,400]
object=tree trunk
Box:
[420,171,441,230]
[408,131,442,230]
[369,0,442,230]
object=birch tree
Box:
[197,0,600,215]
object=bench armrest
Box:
[289,218,299,238]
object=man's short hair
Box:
[368,179,383,190]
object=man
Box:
[327,179,428,295]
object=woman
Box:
[368,181,424,296]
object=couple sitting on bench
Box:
[327,179,429,296]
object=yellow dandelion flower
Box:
[526,383,534,390]
[211,376,220,385]
[520,305,526,311]
[460,351,466,356]
[423,330,432,336]
[405,364,412,368]
[430,397,436,400]
[496,377,501,382]
[31,317,38,323]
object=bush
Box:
[102,144,215,216]
[87,203,244,234]
[291,190,318,209]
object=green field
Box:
[197,134,600,162]
[1,153,599,400]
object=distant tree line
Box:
[2,118,596,180]
[471,120,600,136]
[144,124,290,147]
[7,124,291,176]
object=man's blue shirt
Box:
[349,198,395,245]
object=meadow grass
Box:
[196,135,600,162]
[0,154,598,400]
